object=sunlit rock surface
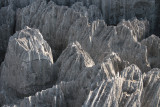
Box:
[68,18,151,72]
[10,42,129,107]
[83,65,143,107]
[15,0,102,60]
[0,27,53,96]
[0,0,160,107]
[142,68,160,107]
[56,42,95,82]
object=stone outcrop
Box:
[142,68,160,107]
[1,39,160,107]
[84,65,158,107]
[68,17,151,72]
[7,49,160,107]
[0,4,15,64]
[19,85,66,107]
[55,42,95,82]
[0,0,158,35]
[0,26,53,96]
[118,19,150,41]
[155,0,160,36]
[15,0,152,72]
[83,65,143,107]
[0,0,36,8]
[10,42,128,107]
[14,0,160,72]
[0,0,160,107]
[141,35,160,68]
[16,0,102,60]
[51,0,156,34]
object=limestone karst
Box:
[0,0,160,107]
[1,26,54,96]
[0,4,15,64]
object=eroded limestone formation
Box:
[0,0,160,107]
[0,26,54,96]
[15,0,102,60]
[51,0,156,33]
[0,4,15,64]
[141,35,160,68]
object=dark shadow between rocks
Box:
[0,50,5,65]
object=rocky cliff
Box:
[0,0,160,107]
[51,0,156,33]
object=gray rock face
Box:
[19,85,66,107]
[141,35,160,68]
[0,0,158,35]
[52,0,156,33]
[155,0,160,36]
[10,43,160,107]
[56,42,95,82]
[0,0,160,107]
[16,0,102,60]
[12,42,128,107]
[0,0,35,8]
[142,68,160,107]
[83,65,159,107]
[118,19,150,41]
[14,0,159,72]
[0,5,15,64]
[68,18,151,72]
[17,0,151,72]
[0,26,53,95]
[83,65,143,107]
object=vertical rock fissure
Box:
[155,0,160,37]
